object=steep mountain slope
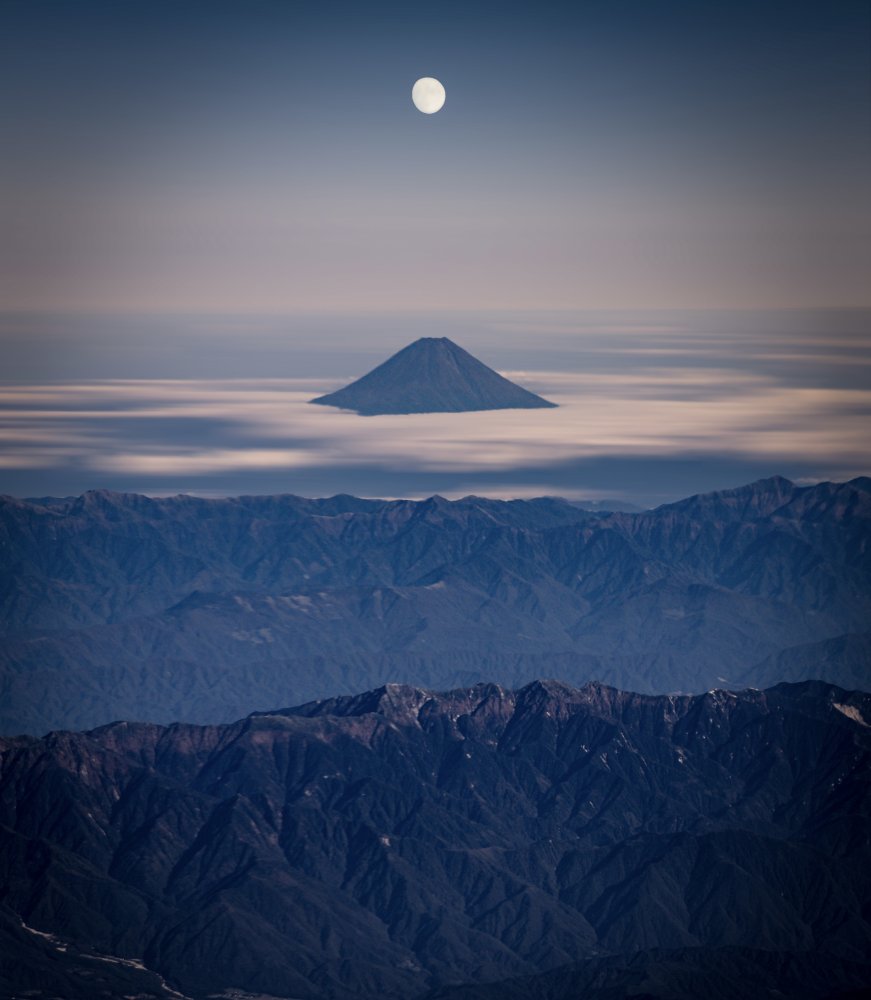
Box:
[1,680,869,999]
[739,632,871,690]
[427,948,871,1000]
[309,337,557,414]
[1,477,869,734]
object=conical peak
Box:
[311,336,557,416]
[398,336,465,359]
[399,336,456,354]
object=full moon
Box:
[412,77,446,114]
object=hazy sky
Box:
[2,0,870,312]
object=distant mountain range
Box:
[1,475,869,735]
[1,679,869,998]
[310,336,557,414]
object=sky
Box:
[2,0,870,312]
[0,1,869,504]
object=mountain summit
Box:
[310,337,557,415]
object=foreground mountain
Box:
[310,337,557,414]
[1,476,870,734]
[1,680,869,999]
[428,948,871,1000]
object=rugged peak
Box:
[77,488,119,505]
[70,489,158,520]
[274,683,433,723]
[511,678,626,720]
[660,475,797,520]
[310,337,557,415]
[518,678,578,699]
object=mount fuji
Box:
[310,337,557,415]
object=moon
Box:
[412,77,446,114]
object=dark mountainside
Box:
[309,336,557,414]
[1,475,870,735]
[1,680,870,999]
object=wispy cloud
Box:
[1,368,869,489]
[1,309,868,504]
[92,448,314,475]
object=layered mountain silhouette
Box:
[1,680,869,999]
[310,336,557,414]
[1,476,869,735]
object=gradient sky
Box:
[2,0,870,312]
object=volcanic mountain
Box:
[310,336,557,415]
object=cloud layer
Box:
[2,371,868,505]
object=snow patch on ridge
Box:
[834,702,868,727]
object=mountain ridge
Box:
[2,475,869,735]
[1,678,869,999]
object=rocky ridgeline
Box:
[1,679,870,998]
[1,476,869,734]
